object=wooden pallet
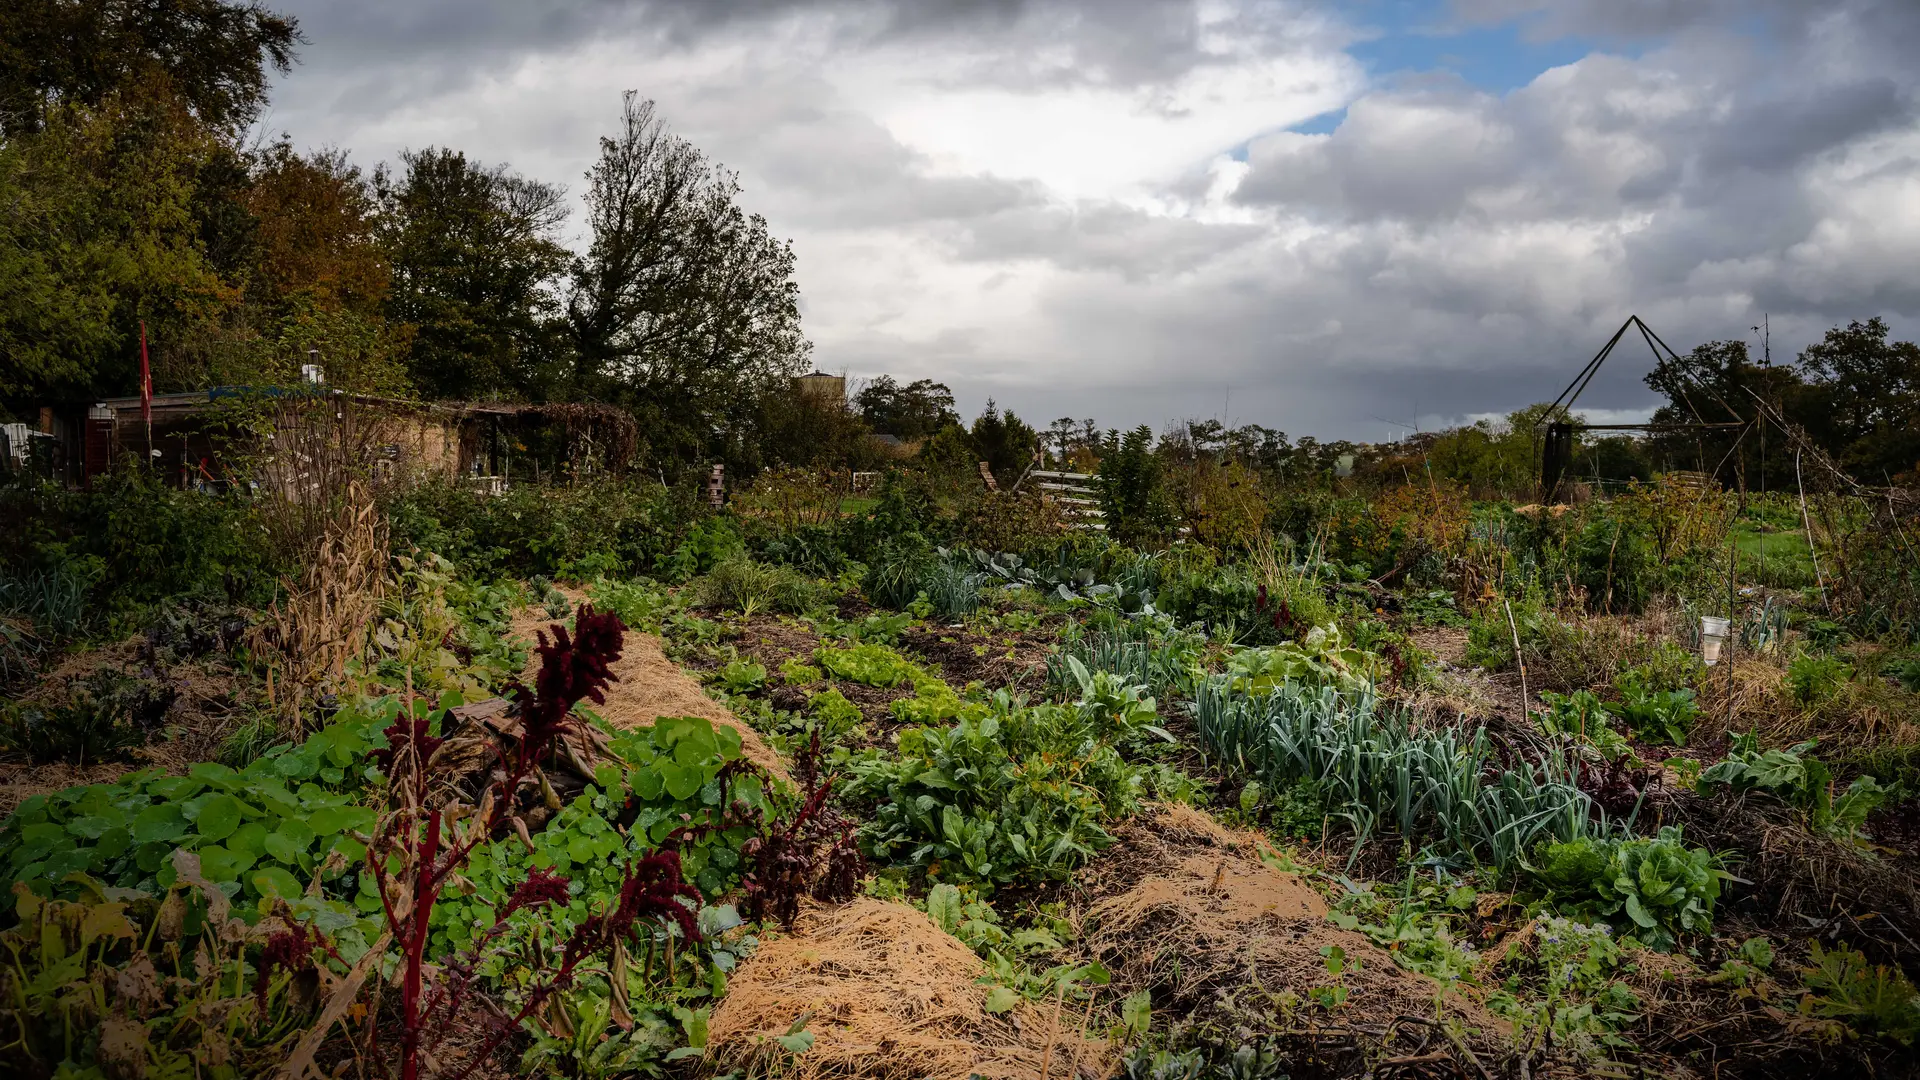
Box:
[1028,469,1105,530]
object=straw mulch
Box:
[506,599,788,782]
[708,899,1110,1080]
[1078,805,1507,1056]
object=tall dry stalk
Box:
[250,486,387,734]
[239,395,392,734]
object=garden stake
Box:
[1727,535,1736,727]
[1503,599,1528,710]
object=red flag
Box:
[139,320,152,424]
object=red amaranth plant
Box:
[362,604,709,1080]
[738,733,864,929]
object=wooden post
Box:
[707,463,724,508]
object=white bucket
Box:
[1700,616,1730,666]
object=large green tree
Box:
[854,376,958,440]
[0,81,231,405]
[376,147,570,401]
[0,0,298,134]
[564,93,810,466]
[1796,318,1920,482]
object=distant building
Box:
[793,371,847,405]
[11,386,636,492]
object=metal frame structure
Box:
[1538,315,1746,497]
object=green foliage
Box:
[0,872,345,1080]
[587,575,675,634]
[778,659,822,686]
[696,556,823,617]
[1221,624,1381,696]
[0,697,393,915]
[920,883,1079,1006]
[0,667,174,764]
[1119,1038,1291,1080]
[848,669,1155,889]
[1787,652,1852,708]
[1489,916,1643,1059]
[1534,690,1633,760]
[383,475,709,580]
[1698,732,1889,840]
[1050,617,1205,702]
[1327,874,1481,986]
[1526,826,1726,950]
[1099,426,1177,547]
[817,642,922,688]
[862,535,937,610]
[920,550,984,620]
[804,689,864,740]
[1611,670,1701,745]
[1571,516,1654,614]
[1403,589,1468,627]
[717,659,768,695]
[518,989,682,1080]
[1708,935,1776,989]
[2,468,279,628]
[1797,941,1920,1046]
[1195,676,1601,871]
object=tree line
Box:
[0,2,810,473]
[3,0,1914,490]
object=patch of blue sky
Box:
[1281,0,1617,138]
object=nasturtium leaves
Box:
[263,831,304,864]
[131,804,187,845]
[65,815,115,840]
[250,867,304,901]
[193,796,243,841]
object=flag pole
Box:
[139,320,153,469]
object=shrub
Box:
[1571,516,1654,614]
[1099,426,1176,548]
[863,536,936,609]
[953,488,1062,555]
[383,474,708,580]
[696,556,822,617]
[0,668,176,765]
[919,550,983,620]
[1,469,280,624]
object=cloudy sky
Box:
[264,0,1920,441]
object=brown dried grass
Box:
[708,898,1109,1080]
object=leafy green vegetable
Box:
[1698,732,1889,841]
[1527,826,1727,950]
[817,642,922,688]
[849,666,1155,889]
[1,695,395,909]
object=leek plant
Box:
[1193,677,1615,871]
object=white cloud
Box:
[264,0,1920,436]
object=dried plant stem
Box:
[1503,599,1528,709]
[1039,983,1066,1080]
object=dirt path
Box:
[507,603,789,782]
